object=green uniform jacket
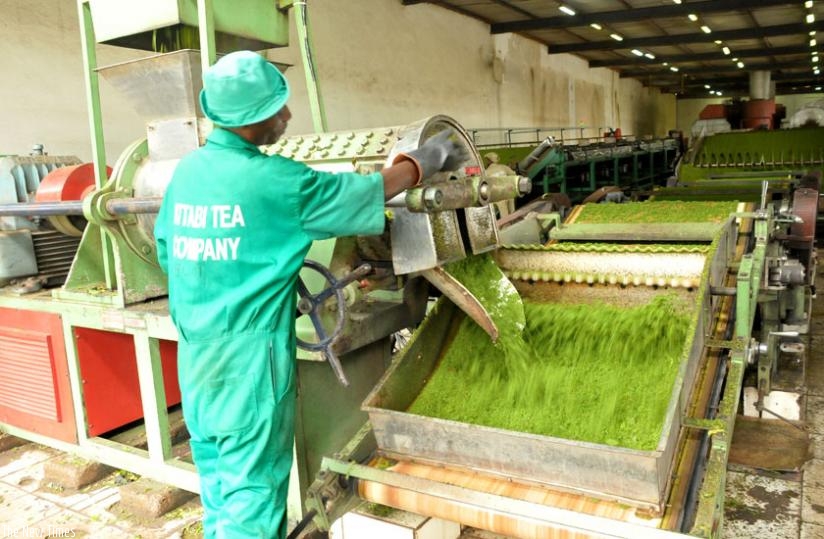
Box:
[153,127,384,537]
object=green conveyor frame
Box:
[482,138,679,204]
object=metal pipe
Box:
[0,201,84,216]
[0,197,163,217]
[106,197,163,215]
[749,70,771,100]
[710,286,737,296]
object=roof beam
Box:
[672,79,822,95]
[402,0,535,19]
[490,0,794,34]
[400,0,495,24]
[620,61,818,78]
[589,45,816,68]
[648,72,819,89]
[675,86,821,98]
[547,21,824,54]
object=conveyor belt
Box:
[348,458,687,539]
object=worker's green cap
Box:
[199,51,290,127]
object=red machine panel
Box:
[74,329,181,437]
[0,308,76,443]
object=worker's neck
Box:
[225,126,261,145]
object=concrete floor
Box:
[720,270,824,539]
[4,273,824,538]
[0,443,202,537]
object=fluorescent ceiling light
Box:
[673,0,682,4]
[670,66,679,72]
[717,91,722,96]
[732,57,739,61]
[714,40,722,44]
[610,33,623,41]
[700,25,712,34]
[631,49,644,56]
[818,86,823,91]
[806,0,814,8]
[591,23,602,30]
[663,62,669,66]
[737,61,745,68]
[559,5,576,16]
[644,52,656,59]
[814,56,820,63]
[688,14,698,21]
[812,31,818,36]
[807,13,816,23]
[722,46,731,55]
[812,39,818,47]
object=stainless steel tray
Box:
[363,224,735,511]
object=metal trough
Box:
[363,221,736,511]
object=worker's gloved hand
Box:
[393,130,469,184]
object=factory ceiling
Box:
[401,0,824,99]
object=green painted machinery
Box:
[646,127,821,401]
[0,2,532,533]
[652,127,824,202]
[307,193,817,538]
[479,132,681,205]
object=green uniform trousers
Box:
[180,331,296,538]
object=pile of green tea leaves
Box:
[575,200,739,224]
[443,253,525,345]
[407,293,693,450]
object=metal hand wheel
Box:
[295,260,372,387]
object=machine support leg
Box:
[689,353,746,537]
[134,335,172,463]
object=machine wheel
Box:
[295,259,372,386]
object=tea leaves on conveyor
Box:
[575,200,739,224]
[408,293,691,451]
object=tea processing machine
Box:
[473,128,682,206]
[0,0,530,526]
[652,126,824,204]
[305,185,819,537]
[0,2,821,539]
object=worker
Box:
[153,50,466,538]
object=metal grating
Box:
[31,229,81,285]
[0,328,59,421]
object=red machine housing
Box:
[0,309,77,443]
[75,329,181,437]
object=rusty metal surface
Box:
[789,187,818,242]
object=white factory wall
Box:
[270,0,676,140]
[0,0,148,161]
[676,93,824,134]
[0,0,675,163]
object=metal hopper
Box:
[362,219,738,512]
[97,49,204,123]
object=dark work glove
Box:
[393,129,470,184]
